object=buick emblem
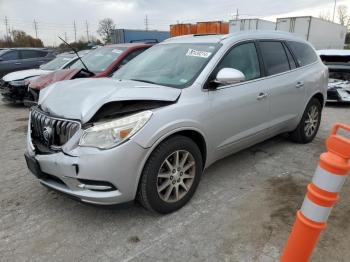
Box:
[43,126,53,143]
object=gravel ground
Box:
[0,100,349,262]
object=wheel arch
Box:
[134,127,208,200]
[147,128,207,169]
[311,92,325,108]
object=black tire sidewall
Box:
[140,136,203,214]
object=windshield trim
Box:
[114,43,222,89]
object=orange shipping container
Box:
[190,24,197,34]
[170,24,192,37]
[196,21,229,34]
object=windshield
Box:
[113,43,220,88]
[40,56,75,70]
[70,47,126,73]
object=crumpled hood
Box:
[39,78,181,123]
[2,69,51,82]
[29,69,84,90]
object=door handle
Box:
[296,81,304,88]
[14,62,21,65]
[257,92,268,100]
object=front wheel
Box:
[137,135,203,214]
[289,98,322,143]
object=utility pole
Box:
[332,0,337,22]
[85,20,89,42]
[235,9,239,20]
[64,32,68,42]
[145,15,149,31]
[73,20,77,42]
[4,16,9,41]
[33,19,38,38]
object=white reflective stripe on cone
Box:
[300,196,332,223]
[312,166,347,193]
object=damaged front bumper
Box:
[327,89,350,102]
[327,79,350,102]
[25,117,150,205]
[0,80,29,103]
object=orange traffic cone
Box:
[281,123,350,262]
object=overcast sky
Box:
[0,0,349,46]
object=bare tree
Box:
[337,5,349,26]
[97,18,116,44]
[319,10,332,21]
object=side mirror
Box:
[215,68,245,85]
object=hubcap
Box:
[157,150,196,203]
[304,105,319,137]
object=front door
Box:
[206,42,270,158]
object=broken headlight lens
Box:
[79,110,152,149]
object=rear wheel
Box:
[289,98,322,143]
[137,135,203,214]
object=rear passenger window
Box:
[259,41,290,76]
[21,50,47,59]
[287,41,318,66]
[283,44,297,69]
[1,51,19,61]
[217,42,261,81]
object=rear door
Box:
[0,50,21,78]
[20,50,48,69]
[207,41,270,157]
[257,40,305,130]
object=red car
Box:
[27,43,153,102]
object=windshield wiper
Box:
[130,79,158,85]
[58,36,90,72]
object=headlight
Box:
[79,110,152,149]
[9,80,26,86]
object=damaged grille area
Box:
[30,107,80,151]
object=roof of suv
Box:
[163,30,308,45]
[103,43,155,49]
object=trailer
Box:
[229,19,276,32]
[276,16,347,50]
[111,29,170,44]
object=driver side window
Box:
[217,42,261,81]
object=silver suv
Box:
[25,31,328,213]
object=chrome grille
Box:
[30,107,80,149]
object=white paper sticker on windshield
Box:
[112,49,123,54]
[186,49,212,58]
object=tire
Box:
[289,98,322,144]
[137,135,203,214]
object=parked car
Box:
[0,48,56,78]
[25,31,327,213]
[0,51,89,104]
[27,43,153,102]
[317,49,350,103]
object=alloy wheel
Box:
[157,150,196,203]
[304,105,319,137]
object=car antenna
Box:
[58,36,89,71]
